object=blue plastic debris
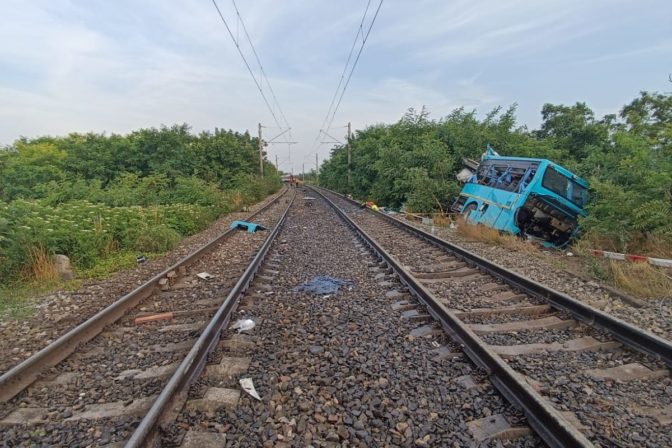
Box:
[230,220,267,233]
[293,276,353,295]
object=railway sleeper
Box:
[468,315,576,334]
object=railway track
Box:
[1,185,670,447]
[0,188,294,446]
[154,188,542,447]
[314,186,672,448]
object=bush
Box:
[0,124,283,285]
[0,200,223,282]
[132,224,181,253]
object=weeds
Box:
[79,251,161,280]
[432,214,451,227]
[604,261,672,299]
[0,279,81,318]
[454,217,538,253]
[24,245,58,282]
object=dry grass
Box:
[432,214,451,227]
[606,260,672,299]
[23,245,58,282]
[572,234,672,299]
[576,232,672,259]
[454,217,538,254]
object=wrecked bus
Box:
[451,149,588,247]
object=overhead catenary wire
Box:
[230,0,294,163]
[312,0,373,148]
[323,0,383,135]
[310,0,384,171]
[210,0,287,132]
[230,0,291,134]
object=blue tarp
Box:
[293,276,353,295]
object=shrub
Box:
[132,225,181,253]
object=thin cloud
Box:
[0,0,671,173]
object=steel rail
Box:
[312,186,599,448]
[0,188,290,403]
[317,187,672,367]
[125,190,295,447]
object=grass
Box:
[25,245,59,282]
[432,214,452,227]
[454,216,538,254]
[572,236,672,299]
[0,279,81,319]
[79,250,163,279]
[0,250,164,319]
[603,260,672,299]
[577,231,672,259]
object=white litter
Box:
[240,378,261,400]
[196,272,214,280]
[230,318,256,332]
[566,252,574,257]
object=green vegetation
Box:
[0,124,281,286]
[320,91,672,256]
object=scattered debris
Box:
[293,276,353,295]
[136,255,147,264]
[134,312,173,325]
[230,220,267,233]
[230,319,256,332]
[196,272,214,280]
[239,378,261,400]
[362,201,379,212]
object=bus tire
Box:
[462,203,477,218]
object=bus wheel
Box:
[462,203,477,219]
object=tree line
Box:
[0,124,281,282]
[319,92,672,255]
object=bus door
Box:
[478,189,517,230]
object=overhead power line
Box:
[312,0,384,154]
[210,0,289,133]
[315,0,372,141]
[325,0,383,133]
[230,0,291,133]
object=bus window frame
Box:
[540,166,587,208]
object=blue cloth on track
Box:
[293,276,353,295]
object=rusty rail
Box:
[0,187,289,403]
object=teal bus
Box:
[451,149,589,247]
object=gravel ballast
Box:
[165,188,540,447]
[0,190,292,446]
[0,188,288,374]
[399,214,672,341]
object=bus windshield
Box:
[541,167,587,208]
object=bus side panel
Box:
[459,184,521,234]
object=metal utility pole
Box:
[302,163,305,182]
[275,154,278,171]
[347,121,352,189]
[315,153,319,185]
[258,123,264,177]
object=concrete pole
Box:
[258,123,264,177]
[347,121,352,189]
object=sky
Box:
[1,0,671,174]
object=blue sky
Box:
[1,0,671,173]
